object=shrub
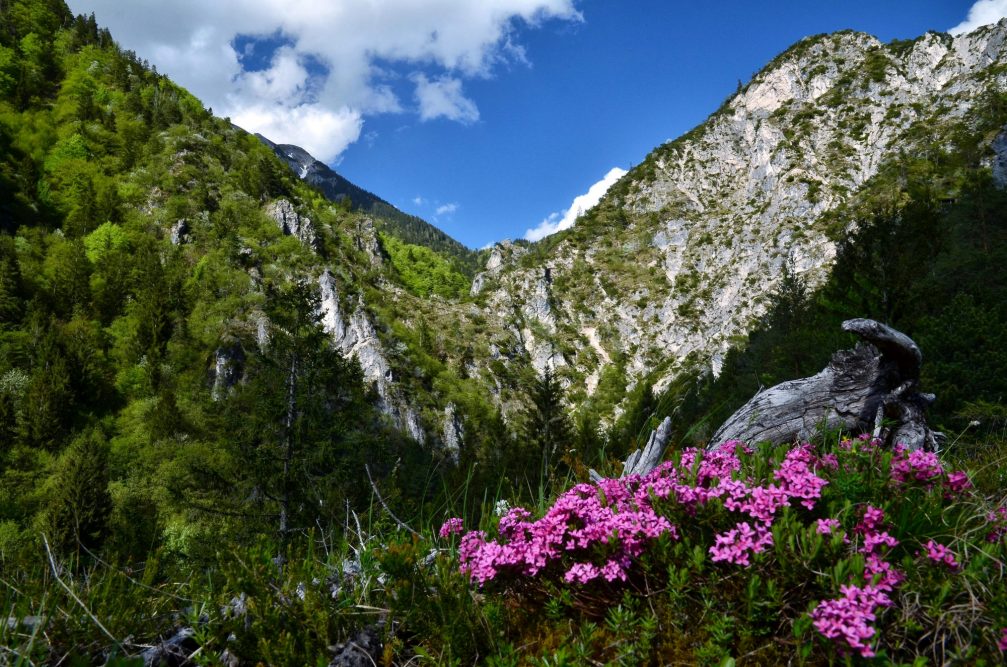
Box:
[441,434,1007,663]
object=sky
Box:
[66,0,1006,249]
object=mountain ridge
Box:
[465,20,1007,410]
[256,133,482,276]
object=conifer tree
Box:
[521,367,572,483]
[40,429,112,559]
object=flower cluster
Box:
[453,440,834,586]
[999,627,1007,652]
[816,518,841,535]
[987,506,1007,543]
[455,473,679,585]
[438,517,465,538]
[445,435,996,659]
[709,521,773,566]
[923,539,959,570]
[811,584,893,658]
[813,506,903,657]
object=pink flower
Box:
[998,627,1007,651]
[891,447,943,486]
[811,584,892,658]
[945,471,971,494]
[923,539,959,570]
[816,518,841,535]
[861,530,898,554]
[709,521,773,567]
[859,506,885,532]
[438,517,464,538]
[564,562,600,584]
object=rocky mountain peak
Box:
[470,19,1007,407]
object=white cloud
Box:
[66,0,581,161]
[231,104,363,163]
[412,196,427,206]
[435,202,460,215]
[414,74,479,123]
[950,0,1007,34]
[524,167,627,241]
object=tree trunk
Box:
[709,318,943,451]
[279,353,298,538]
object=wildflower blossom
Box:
[923,539,959,570]
[709,521,773,567]
[438,517,464,538]
[945,470,971,494]
[857,505,885,533]
[816,518,841,535]
[988,507,1007,543]
[998,627,1007,651]
[811,584,893,658]
[891,445,943,486]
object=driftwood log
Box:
[709,318,944,451]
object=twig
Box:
[42,536,122,650]
[364,465,421,538]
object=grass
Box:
[2,429,1006,665]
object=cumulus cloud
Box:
[414,74,480,124]
[950,0,1007,34]
[435,202,460,216]
[66,0,580,162]
[524,167,627,242]
[231,104,363,165]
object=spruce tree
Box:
[521,367,572,484]
[41,429,112,559]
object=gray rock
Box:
[142,627,197,667]
[169,219,189,245]
[265,199,317,250]
[328,622,384,667]
[990,124,1007,189]
[211,345,245,401]
[442,403,463,462]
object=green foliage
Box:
[517,367,573,487]
[378,231,470,299]
[39,428,112,558]
[83,221,127,263]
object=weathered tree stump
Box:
[589,416,673,481]
[709,318,944,451]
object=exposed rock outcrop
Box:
[211,344,245,401]
[266,199,317,250]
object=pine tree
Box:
[40,429,112,559]
[521,367,572,483]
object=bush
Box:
[440,434,1007,663]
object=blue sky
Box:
[68,1,998,248]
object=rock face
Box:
[989,124,1007,188]
[211,345,245,401]
[477,21,1007,400]
[265,199,317,249]
[441,403,464,463]
[317,270,427,445]
[169,219,189,245]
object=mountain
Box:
[240,21,1007,449]
[257,134,482,275]
[467,23,1007,417]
